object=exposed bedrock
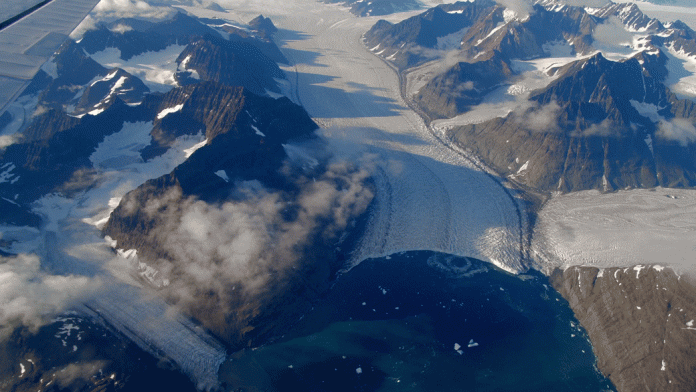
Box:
[551,265,696,392]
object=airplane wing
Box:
[0,0,101,118]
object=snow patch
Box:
[630,100,665,122]
[90,121,153,169]
[184,138,207,158]
[156,103,184,120]
[89,45,186,92]
[644,134,654,156]
[516,160,529,174]
[436,27,468,51]
[634,265,645,278]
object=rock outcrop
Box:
[551,266,696,392]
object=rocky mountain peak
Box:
[594,2,663,32]
[175,34,284,96]
[248,14,278,38]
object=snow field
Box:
[89,45,187,92]
[532,187,696,275]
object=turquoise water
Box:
[220,251,615,392]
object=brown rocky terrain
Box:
[551,265,696,392]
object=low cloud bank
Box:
[113,157,373,334]
[657,118,696,146]
[0,253,102,339]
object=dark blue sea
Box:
[221,251,616,392]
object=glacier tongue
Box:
[265,5,526,273]
[84,284,226,391]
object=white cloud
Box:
[577,119,618,137]
[0,254,102,338]
[116,158,373,329]
[0,134,18,149]
[55,361,108,388]
[494,0,534,20]
[93,0,175,20]
[70,15,97,40]
[110,23,134,34]
[656,118,696,146]
[515,100,562,132]
[592,16,633,50]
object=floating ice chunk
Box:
[250,124,265,137]
[0,163,16,184]
[454,343,461,351]
[214,170,229,182]
[687,320,694,327]
[468,339,478,348]
[19,363,24,376]
[157,103,184,120]
[662,360,666,371]
[654,265,664,272]
[355,367,362,374]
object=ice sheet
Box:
[533,188,696,275]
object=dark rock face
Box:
[175,35,285,95]
[19,39,149,117]
[551,266,696,392]
[364,2,495,69]
[100,82,370,347]
[447,52,696,192]
[415,54,513,118]
[0,98,149,206]
[200,15,288,65]
[72,68,150,115]
[592,2,663,32]
[248,14,278,38]
[0,314,197,392]
[79,12,223,60]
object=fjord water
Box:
[220,251,615,392]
